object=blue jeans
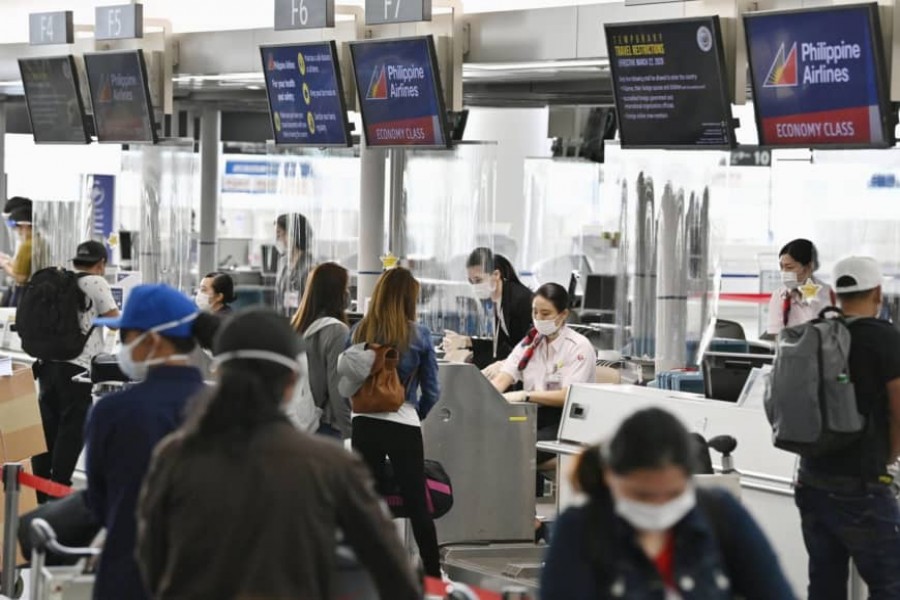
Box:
[796,483,900,600]
[315,422,343,440]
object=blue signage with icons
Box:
[90,174,115,256]
[349,36,449,148]
[260,42,350,147]
[745,4,893,147]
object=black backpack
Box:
[16,268,92,361]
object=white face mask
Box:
[211,349,301,374]
[534,317,562,337]
[195,292,212,311]
[614,487,697,532]
[471,280,495,301]
[117,313,199,381]
[275,240,287,255]
[781,271,800,289]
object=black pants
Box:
[18,490,100,565]
[31,362,91,503]
[352,417,441,578]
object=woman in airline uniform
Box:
[764,238,835,339]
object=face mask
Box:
[471,281,495,301]
[781,271,800,289]
[534,318,562,337]
[212,349,302,373]
[117,312,199,381]
[614,487,697,532]
[275,240,287,255]
[195,292,211,311]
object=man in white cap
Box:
[795,256,900,598]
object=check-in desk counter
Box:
[423,363,538,545]
[538,384,807,596]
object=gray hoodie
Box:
[303,317,352,438]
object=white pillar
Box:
[199,108,220,277]
[357,139,386,313]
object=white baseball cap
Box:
[833,257,883,294]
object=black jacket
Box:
[472,279,534,369]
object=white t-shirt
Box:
[501,326,597,391]
[68,275,118,371]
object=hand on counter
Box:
[504,391,528,404]
[441,330,471,353]
[481,361,503,380]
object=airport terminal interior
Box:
[0,0,898,598]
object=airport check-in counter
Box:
[538,384,808,596]
[423,362,538,545]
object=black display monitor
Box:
[260,41,351,147]
[349,36,450,149]
[744,3,894,148]
[605,17,736,149]
[83,50,157,144]
[18,56,90,144]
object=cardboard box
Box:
[0,362,45,464]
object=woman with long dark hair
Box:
[541,408,794,600]
[442,247,534,372]
[339,267,442,578]
[274,213,313,316]
[137,308,420,600]
[292,262,351,438]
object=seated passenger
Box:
[541,408,794,600]
[85,285,206,600]
[138,308,420,600]
[491,283,595,464]
[442,247,534,373]
[195,271,237,315]
[291,262,352,439]
[764,238,834,338]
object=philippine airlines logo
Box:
[764,42,799,88]
[366,65,388,100]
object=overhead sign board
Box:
[365,0,432,25]
[744,3,894,148]
[605,17,735,149]
[19,56,90,144]
[274,0,335,30]
[95,4,144,40]
[28,11,74,46]
[260,42,351,146]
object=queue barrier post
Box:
[1,463,22,598]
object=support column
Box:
[357,139,386,313]
[388,148,407,261]
[0,104,7,204]
[199,108,220,277]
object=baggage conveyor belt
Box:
[442,544,544,596]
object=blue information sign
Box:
[84,50,157,144]
[349,36,449,148]
[745,4,893,148]
[260,42,350,147]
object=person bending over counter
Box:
[541,408,794,600]
[195,271,237,315]
[443,247,534,372]
[764,238,834,339]
[491,283,595,464]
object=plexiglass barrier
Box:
[32,198,92,272]
[402,142,498,338]
[120,144,197,291]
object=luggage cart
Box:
[28,519,97,600]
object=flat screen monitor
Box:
[349,36,450,148]
[260,41,351,147]
[582,274,617,312]
[744,3,894,148]
[84,50,157,144]
[18,56,90,144]
[605,17,735,149]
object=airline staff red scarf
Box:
[517,328,545,372]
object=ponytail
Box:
[572,444,611,502]
[182,359,294,452]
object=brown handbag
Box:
[351,344,406,414]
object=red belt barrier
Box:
[718,293,770,304]
[17,471,74,499]
[424,577,503,599]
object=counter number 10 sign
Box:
[274,0,335,30]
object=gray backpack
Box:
[764,308,864,457]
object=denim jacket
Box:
[347,322,440,419]
[541,489,795,600]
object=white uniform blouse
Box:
[500,326,597,392]
[766,279,835,336]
